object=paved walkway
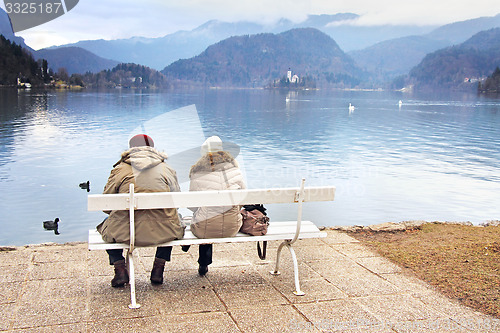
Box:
[0,230,498,332]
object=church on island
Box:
[287,69,300,84]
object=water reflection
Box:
[0,88,499,245]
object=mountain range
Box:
[1,8,500,90]
[41,12,500,86]
[349,13,500,83]
[56,13,435,71]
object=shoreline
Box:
[330,220,500,233]
[0,241,87,251]
[2,220,498,249]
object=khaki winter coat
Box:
[189,151,246,238]
[96,146,184,246]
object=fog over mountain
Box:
[48,14,436,70]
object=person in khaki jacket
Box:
[186,136,246,276]
[96,134,184,287]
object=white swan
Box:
[398,100,403,108]
[348,103,355,112]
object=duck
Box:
[79,181,90,192]
[43,218,59,230]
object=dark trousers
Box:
[198,244,213,266]
[182,244,213,266]
[107,246,172,265]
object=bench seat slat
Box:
[88,221,326,250]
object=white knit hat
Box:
[200,136,223,155]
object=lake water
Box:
[1,88,499,246]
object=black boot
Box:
[150,258,166,285]
[111,259,129,288]
[198,265,208,276]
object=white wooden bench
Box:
[88,178,335,309]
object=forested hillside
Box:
[478,67,500,93]
[162,28,363,88]
[0,35,48,86]
[78,63,169,89]
[406,28,500,91]
[0,36,168,89]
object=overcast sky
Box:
[3,0,500,50]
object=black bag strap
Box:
[257,241,267,260]
[243,204,267,216]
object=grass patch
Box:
[349,223,500,318]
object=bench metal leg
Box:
[127,250,141,309]
[270,241,305,296]
[270,241,285,275]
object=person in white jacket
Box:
[187,136,246,276]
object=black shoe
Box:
[181,245,190,252]
[111,260,129,288]
[198,265,208,276]
[150,258,166,285]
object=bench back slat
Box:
[88,186,335,211]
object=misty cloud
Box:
[6,0,500,50]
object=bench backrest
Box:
[88,179,335,250]
[88,186,336,211]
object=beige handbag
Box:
[240,205,269,236]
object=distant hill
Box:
[35,47,120,74]
[460,27,500,49]
[406,28,500,91]
[59,28,246,71]
[52,14,435,70]
[426,13,500,44]
[161,28,363,88]
[349,13,500,84]
[349,36,449,84]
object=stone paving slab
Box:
[0,231,498,332]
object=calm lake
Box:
[1,88,499,246]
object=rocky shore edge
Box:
[325,220,500,233]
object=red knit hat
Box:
[129,134,154,148]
